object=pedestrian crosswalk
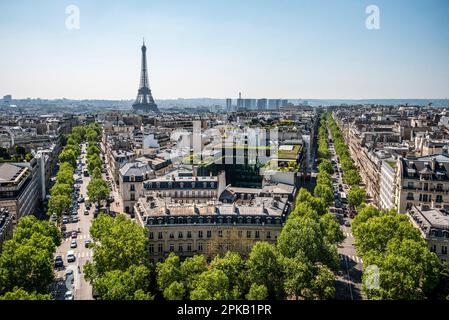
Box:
[65,234,90,242]
[339,254,363,264]
[344,232,353,238]
[75,251,93,258]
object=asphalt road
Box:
[53,143,94,300]
[327,135,364,300]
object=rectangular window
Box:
[169,232,174,239]
[169,244,174,252]
[198,230,203,238]
[218,230,223,238]
[130,193,135,201]
[238,230,243,238]
[255,231,260,239]
[130,184,135,191]
[198,243,203,251]
[178,232,183,239]
[430,244,437,252]
[158,243,163,253]
[149,232,154,240]
[158,232,163,240]
[187,231,192,238]
[178,244,183,252]
[266,231,271,239]
[149,244,154,253]
[442,246,448,255]
[207,230,212,238]
[247,231,251,238]
[187,243,192,252]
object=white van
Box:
[67,250,76,263]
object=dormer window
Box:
[180,182,184,189]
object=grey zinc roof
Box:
[119,162,152,177]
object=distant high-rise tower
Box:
[237,92,243,109]
[132,40,159,113]
[226,98,232,112]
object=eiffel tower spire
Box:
[132,39,159,113]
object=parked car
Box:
[65,269,73,280]
[67,250,76,263]
[84,209,89,215]
[72,216,79,223]
[62,217,69,224]
[54,256,64,268]
[64,291,74,300]
[70,240,77,248]
[71,231,77,239]
[77,196,84,203]
[344,221,351,227]
[85,239,92,248]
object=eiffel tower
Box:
[132,39,159,113]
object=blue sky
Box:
[0,0,448,100]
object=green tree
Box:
[363,238,441,299]
[180,255,208,292]
[318,159,333,175]
[278,215,338,269]
[87,144,101,157]
[163,281,186,300]
[92,167,102,180]
[156,253,182,294]
[320,213,345,245]
[87,154,102,175]
[84,215,148,278]
[314,184,334,205]
[0,287,52,300]
[56,163,74,185]
[190,269,230,300]
[247,242,284,299]
[0,241,54,294]
[246,283,268,300]
[344,169,361,186]
[91,265,153,300]
[353,214,422,257]
[316,172,333,189]
[210,251,248,299]
[282,252,314,300]
[12,216,62,248]
[59,148,77,168]
[48,194,71,220]
[310,264,336,299]
[87,178,109,208]
[348,186,366,208]
[50,183,72,198]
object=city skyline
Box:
[1,0,449,100]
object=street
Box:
[52,143,94,300]
[327,132,364,300]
